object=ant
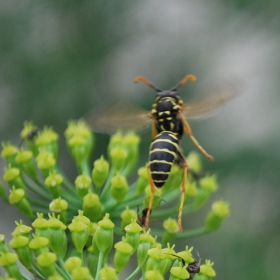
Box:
[168,252,201,280]
[19,127,39,147]
[137,206,150,228]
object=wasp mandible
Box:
[134,75,214,232]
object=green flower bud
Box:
[9,235,32,269]
[108,131,123,151]
[192,188,211,209]
[109,146,127,171]
[0,180,8,202]
[9,188,33,218]
[67,133,92,164]
[123,131,140,170]
[12,220,32,238]
[0,252,21,280]
[162,218,179,245]
[199,260,216,278]
[49,198,68,224]
[200,175,218,192]
[110,173,128,202]
[205,200,230,231]
[144,269,164,280]
[64,256,82,273]
[36,252,57,278]
[83,192,102,222]
[0,234,10,253]
[71,266,92,280]
[136,166,148,195]
[36,150,56,178]
[121,206,138,229]
[28,235,49,256]
[114,237,133,273]
[3,166,25,191]
[75,173,92,198]
[68,220,89,253]
[32,213,50,239]
[73,210,91,225]
[170,264,190,280]
[144,185,161,208]
[99,265,117,280]
[87,246,98,278]
[20,121,39,153]
[65,120,93,144]
[145,244,165,272]
[45,171,63,198]
[35,127,59,160]
[137,231,156,268]
[92,156,109,188]
[15,149,37,180]
[184,180,198,200]
[124,220,143,253]
[186,151,202,172]
[176,246,195,263]
[94,213,114,252]
[47,214,67,258]
[160,244,176,275]
[1,142,18,167]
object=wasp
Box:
[134,75,216,232]
[87,74,236,231]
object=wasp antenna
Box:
[134,76,161,92]
[171,74,197,91]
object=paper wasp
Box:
[87,74,236,231]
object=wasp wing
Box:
[85,98,153,134]
[182,84,239,119]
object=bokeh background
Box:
[1,1,280,279]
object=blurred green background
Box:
[1,1,280,279]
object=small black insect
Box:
[137,206,150,228]
[19,127,39,147]
[169,252,202,280]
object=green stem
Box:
[58,256,72,279]
[55,263,71,280]
[23,178,52,200]
[77,159,91,177]
[56,168,77,195]
[125,265,142,280]
[27,196,49,208]
[100,167,115,201]
[21,274,31,280]
[95,250,105,280]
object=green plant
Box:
[0,121,229,279]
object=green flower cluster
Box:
[0,213,216,280]
[0,120,230,279]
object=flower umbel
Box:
[0,120,229,279]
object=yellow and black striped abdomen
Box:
[149,132,179,188]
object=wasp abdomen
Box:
[149,131,179,188]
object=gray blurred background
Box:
[1,1,280,279]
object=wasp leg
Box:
[179,113,214,161]
[177,150,188,232]
[145,163,156,231]
[152,120,157,139]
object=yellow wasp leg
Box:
[176,149,189,232]
[179,113,214,161]
[145,163,156,231]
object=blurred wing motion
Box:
[85,98,152,134]
[182,84,239,119]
